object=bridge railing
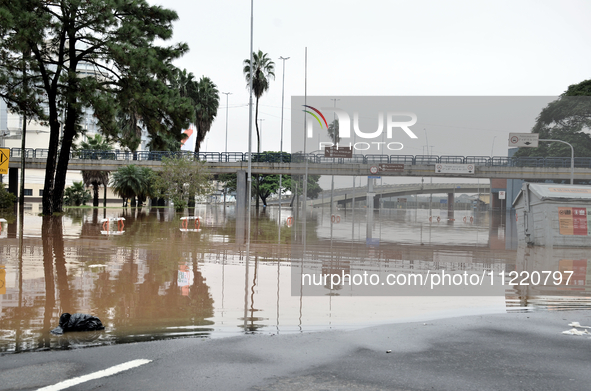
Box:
[439,156,465,164]
[10,148,35,158]
[491,157,511,166]
[465,156,490,165]
[389,155,414,164]
[414,155,438,165]
[10,147,591,171]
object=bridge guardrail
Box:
[8,147,591,170]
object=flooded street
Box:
[0,204,589,353]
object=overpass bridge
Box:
[4,148,591,181]
[311,183,491,207]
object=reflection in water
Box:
[0,204,589,353]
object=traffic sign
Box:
[369,165,378,174]
[368,175,381,179]
[0,148,9,175]
[499,191,506,200]
[378,163,404,172]
[508,133,539,148]
[435,163,474,174]
[325,146,352,158]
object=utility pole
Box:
[329,98,339,218]
[222,92,231,207]
[278,56,289,228]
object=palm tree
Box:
[80,134,112,207]
[194,76,220,154]
[111,165,150,207]
[243,50,275,154]
[172,68,198,102]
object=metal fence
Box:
[7,148,591,168]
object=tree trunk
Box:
[255,97,260,154]
[42,112,61,215]
[93,183,99,207]
[52,122,75,213]
[255,176,260,209]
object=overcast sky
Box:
[151,0,590,152]
[149,0,591,187]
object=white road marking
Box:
[36,359,151,391]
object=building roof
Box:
[513,183,591,206]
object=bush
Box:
[64,181,91,206]
[0,183,16,209]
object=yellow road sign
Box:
[0,148,9,175]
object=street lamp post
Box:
[258,118,265,153]
[222,92,232,156]
[329,98,339,217]
[539,139,575,185]
[222,92,231,207]
[278,56,289,222]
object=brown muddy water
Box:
[0,204,589,353]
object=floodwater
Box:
[0,203,589,353]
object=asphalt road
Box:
[1,310,591,390]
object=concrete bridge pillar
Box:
[366,178,375,210]
[447,192,454,220]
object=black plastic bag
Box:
[51,313,105,335]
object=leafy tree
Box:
[154,156,213,211]
[218,171,322,207]
[111,165,154,207]
[286,174,323,200]
[64,181,91,206]
[194,76,220,154]
[79,134,112,207]
[514,81,591,159]
[0,0,194,215]
[0,183,16,209]
[243,50,275,153]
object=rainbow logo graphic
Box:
[302,105,328,129]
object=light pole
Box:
[539,139,575,185]
[278,56,289,219]
[329,98,339,217]
[491,136,496,157]
[222,92,232,155]
[244,0,254,332]
[425,128,432,218]
[222,92,231,207]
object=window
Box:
[38,189,43,196]
[23,189,32,196]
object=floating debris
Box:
[562,328,590,336]
[568,321,591,329]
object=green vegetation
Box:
[154,156,213,211]
[515,80,591,159]
[64,181,91,206]
[243,50,275,154]
[79,134,113,207]
[169,70,220,154]
[0,183,16,209]
[111,165,155,207]
[219,169,322,207]
[0,0,194,215]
